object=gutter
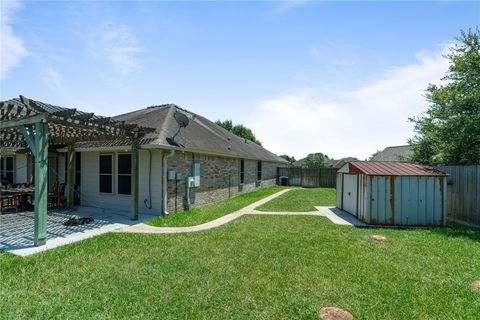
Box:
[162,149,175,215]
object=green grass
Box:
[256,187,336,212]
[1,216,479,319]
[146,185,286,227]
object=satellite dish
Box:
[168,110,191,147]
[174,111,189,128]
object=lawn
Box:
[1,215,479,319]
[147,185,286,227]
[256,187,336,212]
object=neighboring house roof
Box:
[370,145,412,161]
[294,156,358,168]
[77,104,287,163]
[292,158,306,167]
[340,161,446,176]
[331,157,359,169]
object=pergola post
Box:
[131,140,140,220]
[33,122,48,246]
[66,144,75,209]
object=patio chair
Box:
[48,183,66,209]
[0,193,20,214]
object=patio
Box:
[0,208,155,256]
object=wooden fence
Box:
[277,167,337,188]
[436,165,480,227]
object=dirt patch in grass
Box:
[371,235,387,241]
[472,280,480,290]
[319,307,353,320]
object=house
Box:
[336,161,447,226]
[1,98,288,218]
[370,145,412,161]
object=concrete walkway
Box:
[120,188,295,234]
[119,189,364,234]
[315,207,366,226]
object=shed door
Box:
[342,174,358,216]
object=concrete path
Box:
[119,189,364,234]
[119,188,295,234]
[315,206,366,226]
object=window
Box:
[117,154,132,195]
[240,159,245,184]
[257,161,262,181]
[0,156,14,184]
[99,155,113,193]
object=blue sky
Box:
[1,0,479,159]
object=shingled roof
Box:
[77,104,287,163]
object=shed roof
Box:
[342,161,447,176]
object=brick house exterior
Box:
[2,102,287,216]
[166,153,278,212]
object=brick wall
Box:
[165,152,281,212]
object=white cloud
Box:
[247,45,450,160]
[0,0,28,80]
[90,23,145,74]
[43,67,63,92]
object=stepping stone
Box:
[472,280,480,290]
[371,235,387,241]
[319,307,353,320]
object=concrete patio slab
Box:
[315,206,366,226]
[0,207,155,256]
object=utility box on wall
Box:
[167,169,176,181]
[192,161,200,187]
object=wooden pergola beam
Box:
[0,113,47,130]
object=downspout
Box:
[162,149,175,215]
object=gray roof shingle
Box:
[78,104,287,163]
[370,145,412,161]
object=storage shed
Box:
[336,161,447,226]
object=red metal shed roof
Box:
[347,161,447,176]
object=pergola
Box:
[0,95,153,246]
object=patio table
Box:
[6,188,35,211]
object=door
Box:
[342,174,358,216]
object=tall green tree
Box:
[215,120,262,146]
[408,29,480,165]
[303,152,332,168]
[280,154,296,163]
[369,149,381,161]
